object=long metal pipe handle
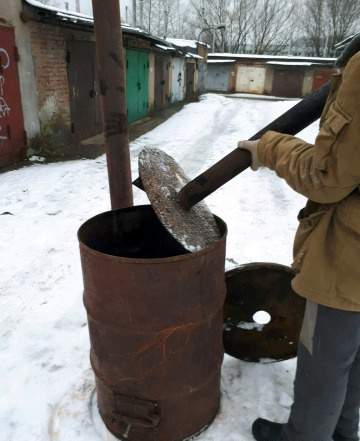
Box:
[178,35,360,210]
[178,83,329,210]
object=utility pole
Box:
[132,0,137,26]
[198,25,225,52]
[148,0,152,32]
[164,4,169,38]
[139,0,144,28]
[75,0,80,13]
[91,0,133,209]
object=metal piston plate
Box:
[223,263,306,363]
[139,148,221,252]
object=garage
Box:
[271,64,305,98]
[126,49,149,123]
[235,65,266,94]
[206,60,235,92]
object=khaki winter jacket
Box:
[257,52,360,312]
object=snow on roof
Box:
[166,38,209,49]
[24,0,94,22]
[267,61,313,67]
[24,0,175,48]
[155,44,176,52]
[208,59,236,64]
[209,53,336,63]
[186,53,203,60]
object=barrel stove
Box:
[78,205,227,441]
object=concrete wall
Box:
[197,61,207,94]
[302,69,314,96]
[197,44,208,61]
[229,66,236,92]
[264,68,274,95]
[194,61,199,96]
[0,0,40,138]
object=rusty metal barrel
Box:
[78,205,227,441]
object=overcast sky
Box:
[40,0,133,20]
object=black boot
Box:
[252,418,284,441]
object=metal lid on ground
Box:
[223,263,306,362]
[139,148,221,252]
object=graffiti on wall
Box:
[0,48,11,141]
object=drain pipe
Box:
[92,0,133,210]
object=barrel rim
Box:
[78,205,227,264]
[226,262,296,278]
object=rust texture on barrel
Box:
[78,206,227,441]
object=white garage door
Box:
[171,58,186,103]
[236,66,266,94]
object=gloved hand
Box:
[237,140,261,171]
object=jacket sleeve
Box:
[257,53,360,204]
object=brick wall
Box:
[29,21,71,126]
[197,44,208,61]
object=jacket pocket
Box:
[315,102,352,171]
[334,195,360,306]
[292,208,330,272]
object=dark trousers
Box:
[282,301,360,441]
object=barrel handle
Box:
[111,393,160,438]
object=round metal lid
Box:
[223,263,306,363]
[139,148,221,252]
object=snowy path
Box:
[0,94,345,441]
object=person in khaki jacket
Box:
[239,51,360,441]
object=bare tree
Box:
[187,0,298,54]
[140,0,186,37]
[327,0,360,53]
[250,0,294,54]
[189,0,254,52]
[301,0,360,56]
[302,0,326,56]
[231,0,253,52]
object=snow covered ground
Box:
[0,94,350,441]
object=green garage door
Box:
[126,50,149,123]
